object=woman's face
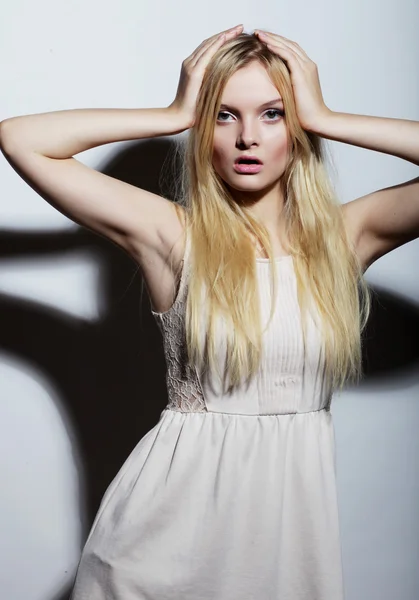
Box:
[212,61,291,196]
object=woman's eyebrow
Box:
[219,98,284,111]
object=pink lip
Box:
[233,163,263,174]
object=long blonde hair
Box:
[163,33,371,394]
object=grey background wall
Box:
[1,1,418,599]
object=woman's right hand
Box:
[168,24,244,128]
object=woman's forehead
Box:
[221,63,279,103]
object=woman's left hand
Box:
[255,29,331,131]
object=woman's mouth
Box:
[233,162,263,174]
[233,157,263,174]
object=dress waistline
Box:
[164,406,329,417]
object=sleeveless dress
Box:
[69,229,345,600]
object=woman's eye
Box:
[217,111,232,121]
[265,109,285,120]
[217,109,285,122]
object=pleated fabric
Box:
[69,229,345,600]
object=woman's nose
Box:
[237,119,259,147]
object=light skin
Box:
[253,29,419,269]
[212,61,292,246]
[182,25,419,266]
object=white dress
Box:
[69,229,345,600]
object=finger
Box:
[219,24,244,37]
[190,35,225,67]
[265,40,306,70]
[192,27,242,67]
[221,24,244,36]
[257,31,309,62]
[259,32,306,58]
[200,24,243,51]
[188,25,243,63]
[267,40,307,66]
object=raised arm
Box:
[0,24,243,266]
[0,107,190,261]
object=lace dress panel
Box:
[151,236,207,413]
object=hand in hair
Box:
[255,30,331,131]
[168,24,244,128]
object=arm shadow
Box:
[360,286,419,388]
[0,137,182,600]
[1,138,418,599]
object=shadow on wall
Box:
[0,137,418,600]
[360,288,419,389]
[0,137,183,600]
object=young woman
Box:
[1,23,419,600]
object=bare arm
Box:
[0,107,190,260]
[0,25,243,263]
[0,107,189,158]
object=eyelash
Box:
[217,109,285,122]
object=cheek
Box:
[270,137,290,162]
[212,127,235,161]
[212,143,229,171]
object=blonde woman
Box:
[2,23,419,600]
